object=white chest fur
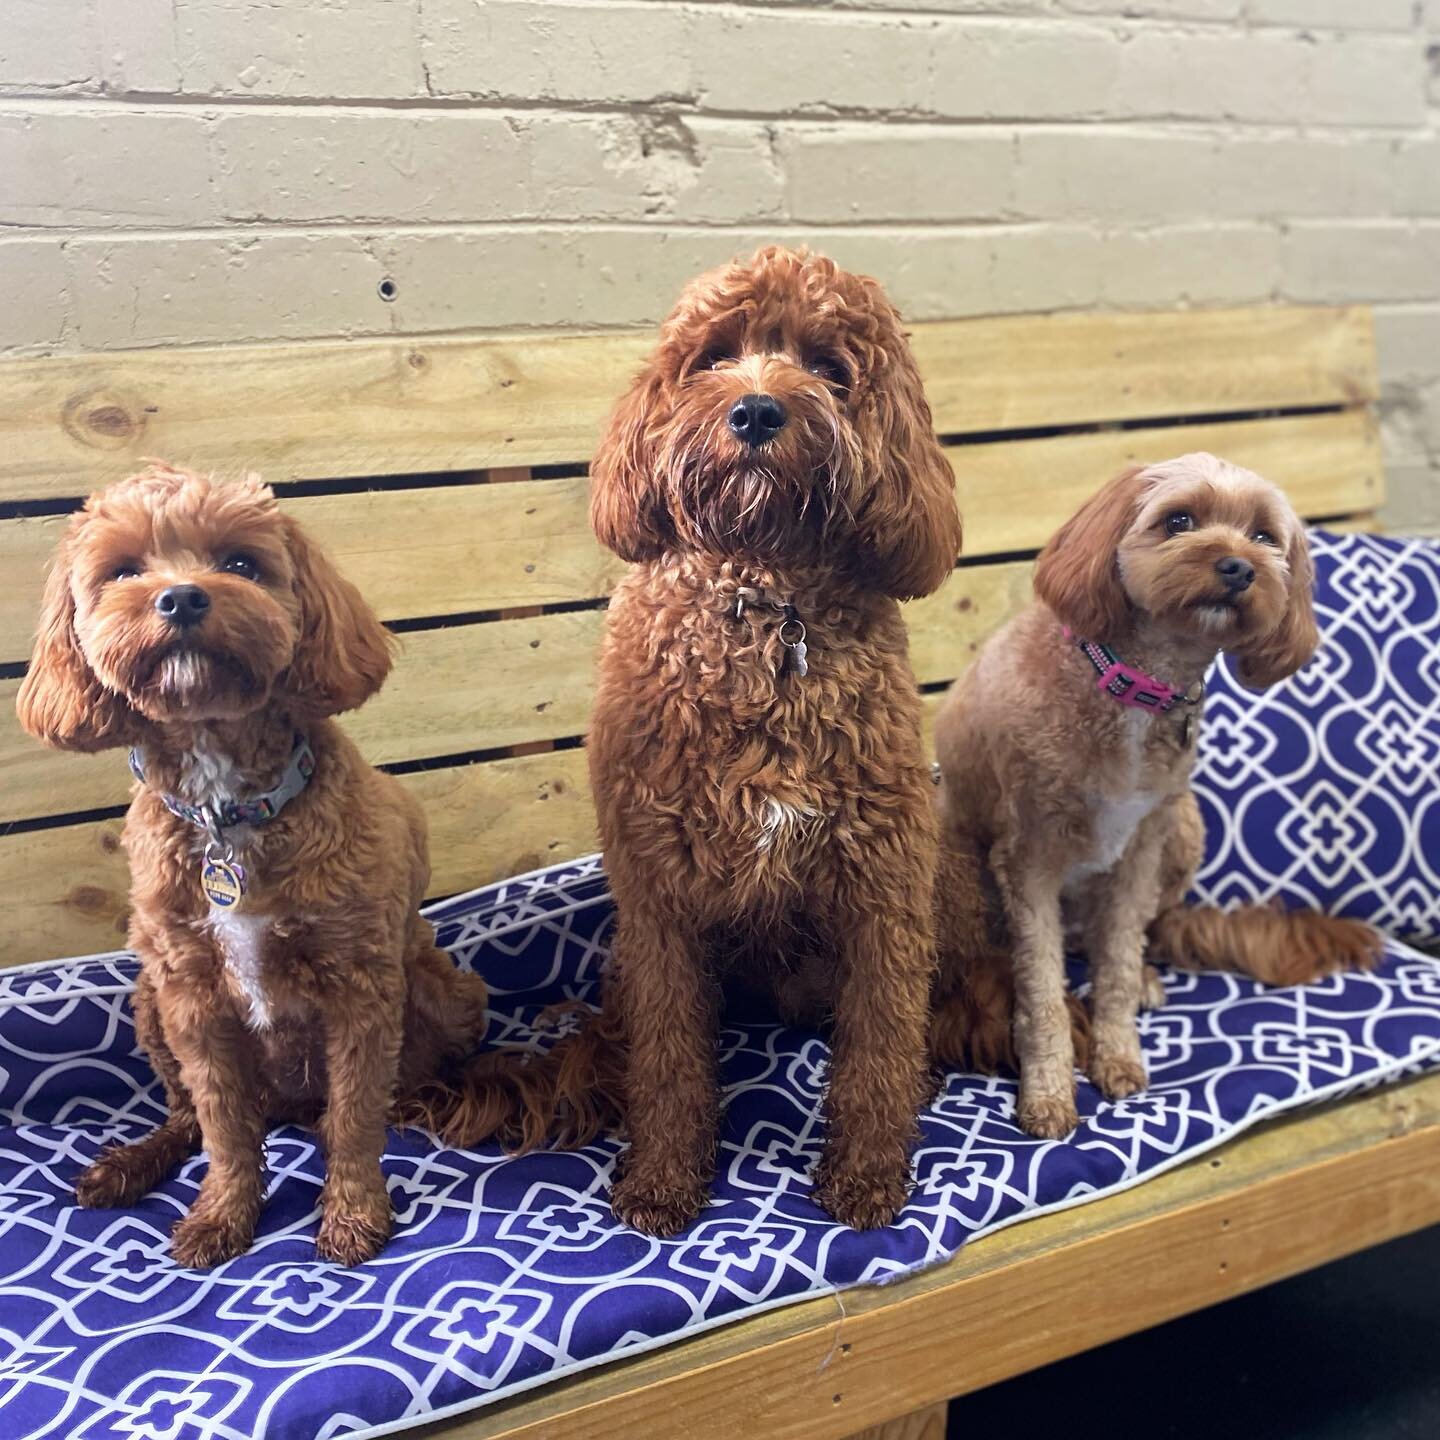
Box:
[178,730,245,811]
[1091,789,1161,868]
[208,910,273,1030]
[756,797,824,853]
[1064,710,1164,887]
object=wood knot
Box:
[69,884,113,915]
[61,387,148,451]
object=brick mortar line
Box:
[0,90,1430,128]
[0,97,1437,140]
[5,218,1440,241]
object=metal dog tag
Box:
[201,843,246,908]
[1181,712,1196,749]
[779,616,808,679]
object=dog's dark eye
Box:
[693,347,732,373]
[1252,529,1278,547]
[1164,511,1195,536]
[807,354,849,390]
[111,563,142,582]
[221,552,261,581]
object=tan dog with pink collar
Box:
[928,453,1381,1137]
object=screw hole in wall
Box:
[377,277,399,302]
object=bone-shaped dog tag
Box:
[786,638,809,678]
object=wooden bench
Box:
[5,302,1437,1439]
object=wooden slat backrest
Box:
[0,306,1382,965]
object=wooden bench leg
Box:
[843,1400,948,1440]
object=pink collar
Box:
[1063,627,1203,714]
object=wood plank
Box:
[950,406,1381,558]
[413,1069,1440,1440]
[0,333,649,502]
[912,303,1377,436]
[843,1401,947,1440]
[0,477,626,663]
[0,408,1381,665]
[0,308,1375,502]
[0,748,594,968]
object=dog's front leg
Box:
[813,862,934,1229]
[1082,813,1166,1100]
[609,899,717,1237]
[316,956,406,1266]
[163,992,270,1269]
[993,841,1077,1139]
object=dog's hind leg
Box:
[75,969,202,1209]
[929,825,1090,1080]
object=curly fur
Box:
[16,465,490,1267]
[931,454,1381,1139]
[455,247,963,1235]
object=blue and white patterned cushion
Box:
[1192,530,1440,946]
[3,856,1440,1440]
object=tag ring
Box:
[778,618,806,648]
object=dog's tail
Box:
[401,1001,627,1154]
[1149,901,1383,986]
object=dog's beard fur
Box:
[75,570,295,725]
[144,646,265,717]
[1119,519,1291,650]
[659,372,860,564]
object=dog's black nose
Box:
[155,583,211,627]
[1215,555,1255,592]
[727,393,787,447]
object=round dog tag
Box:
[201,858,245,908]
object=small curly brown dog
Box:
[16,464,490,1267]
[929,454,1381,1138]
[457,246,962,1236]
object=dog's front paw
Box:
[75,1151,146,1210]
[171,1209,255,1269]
[611,1170,707,1237]
[812,1160,910,1230]
[1016,1090,1078,1140]
[1140,964,1167,1012]
[1090,1050,1147,1101]
[316,1201,393,1267]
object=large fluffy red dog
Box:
[17,465,489,1267]
[479,246,963,1235]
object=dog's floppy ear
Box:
[1233,521,1319,688]
[853,324,962,600]
[589,367,671,563]
[16,526,136,752]
[1034,466,1150,639]
[278,515,394,716]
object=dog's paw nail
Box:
[170,1213,254,1269]
[1091,1055,1147,1100]
[812,1165,910,1230]
[75,1160,132,1209]
[1017,1095,1079,1139]
[611,1176,706,1237]
[316,1207,392,1267]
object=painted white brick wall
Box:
[0,0,1436,532]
